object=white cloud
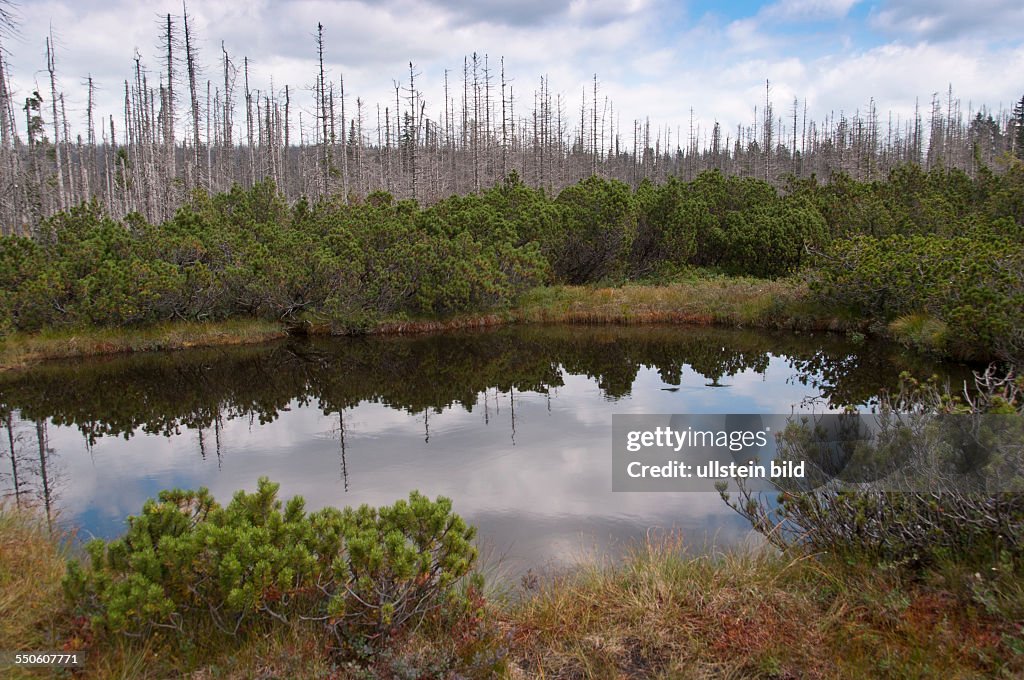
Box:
[869,0,1024,42]
[762,0,860,21]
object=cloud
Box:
[869,0,1024,42]
[414,0,573,27]
[3,0,1022,159]
[762,0,859,21]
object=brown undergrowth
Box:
[503,534,1022,679]
[3,508,1019,679]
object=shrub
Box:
[549,176,637,283]
[63,479,479,659]
[720,369,1024,577]
[323,491,477,650]
[63,479,339,635]
[809,235,1024,360]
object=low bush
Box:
[62,479,481,663]
[809,235,1024,360]
[721,370,1024,581]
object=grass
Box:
[0,318,287,371]
[0,277,861,369]
[0,504,69,679]
[510,278,821,328]
[889,313,951,356]
[504,535,1022,679]
[3,505,1020,679]
[369,277,858,337]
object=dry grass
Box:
[1,509,1019,679]
[508,279,852,332]
[889,313,950,355]
[505,536,831,679]
[502,534,1022,679]
[370,312,514,335]
[0,504,69,679]
[0,319,287,371]
[364,278,857,337]
[77,623,335,680]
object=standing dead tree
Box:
[183,1,202,188]
[0,8,1017,233]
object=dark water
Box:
[0,325,972,574]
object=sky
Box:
[2,0,1023,147]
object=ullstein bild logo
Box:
[612,413,1024,493]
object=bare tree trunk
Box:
[317,23,329,195]
[500,60,507,180]
[340,74,348,201]
[222,42,233,151]
[206,80,213,185]
[183,1,202,186]
[0,46,19,233]
[244,57,254,185]
[408,61,419,201]
[0,47,12,148]
[46,36,67,212]
[283,84,290,196]
[35,420,52,533]
[164,13,176,180]
[60,93,76,204]
[592,74,598,176]
[5,413,20,506]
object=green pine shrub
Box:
[4,162,1024,359]
[809,235,1024,361]
[63,479,480,660]
[322,491,477,650]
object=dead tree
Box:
[183,1,202,186]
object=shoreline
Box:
[0,279,864,371]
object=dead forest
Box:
[0,10,1020,236]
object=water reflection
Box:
[0,325,972,572]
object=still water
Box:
[0,325,972,573]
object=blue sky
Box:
[2,0,1023,147]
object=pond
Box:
[0,325,973,574]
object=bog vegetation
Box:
[1,8,1022,678]
[63,481,487,663]
[1,161,1023,361]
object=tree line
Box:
[1,10,1024,234]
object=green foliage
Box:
[63,479,480,661]
[809,235,1024,360]
[550,176,637,283]
[325,492,477,649]
[632,177,704,275]
[64,479,336,635]
[0,181,547,332]
[631,170,824,278]
[4,163,1024,360]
